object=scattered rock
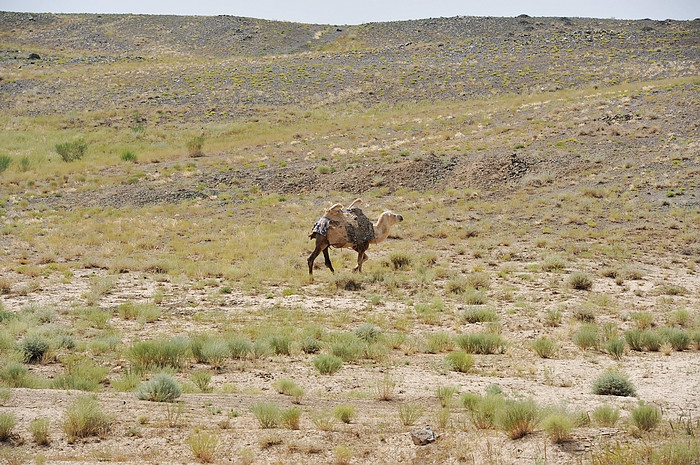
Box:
[411,425,436,445]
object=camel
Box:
[307,199,403,274]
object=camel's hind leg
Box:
[322,248,335,273]
[308,234,333,274]
[352,242,370,273]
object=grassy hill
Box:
[0,12,699,465]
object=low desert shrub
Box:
[0,412,16,441]
[496,398,540,439]
[625,329,645,351]
[545,308,563,327]
[569,272,593,290]
[118,302,161,323]
[29,417,50,445]
[662,327,691,351]
[375,373,397,401]
[128,337,189,371]
[191,370,212,393]
[63,395,113,441]
[355,323,382,343]
[0,155,11,174]
[641,329,662,352]
[187,430,219,463]
[542,255,566,272]
[531,337,557,358]
[541,413,574,443]
[668,308,692,327]
[631,402,661,432]
[313,354,343,375]
[606,338,626,360]
[573,305,596,322]
[110,370,141,392]
[592,371,636,397]
[201,339,231,367]
[572,323,599,350]
[281,407,302,430]
[436,385,459,408]
[466,271,490,290]
[20,334,50,363]
[469,393,505,429]
[333,274,363,291]
[310,410,336,431]
[226,335,253,359]
[592,405,619,427]
[52,357,109,391]
[250,402,281,429]
[388,252,412,270]
[630,311,654,329]
[269,335,292,356]
[459,392,481,411]
[55,138,87,162]
[461,306,499,323]
[464,289,487,305]
[299,336,321,354]
[397,404,423,426]
[120,150,137,162]
[592,437,700,465]
[455,332,507,354]
[0,362,41,388]
[333,404,357,424]
[136,373,182,402]
[186,135,205,157]
[444,350,474,373]
[424,331,453,353]
[0,389,10,405]
[330,335,364,361]
[445,277,468,295]
[334,445,353,465]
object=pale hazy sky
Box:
[1,0,698,24]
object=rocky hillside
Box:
[1,13,698,120]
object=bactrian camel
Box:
[308,199,403,274]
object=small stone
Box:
[411,425,436,446]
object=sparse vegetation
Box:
[593,371,636,397]
[531,337,557,358]
[187,430,219,463]
[63,395,113,441]
[55,138,87,162]
[541,412,574,443]
[136,373,182,402]
[250,402,281,429]
[29,418,50,445]
[333,404,357,424]
[592,405,620,427]
[313,354,343,375]
[630,402,661,432]
[569,272,594,290]
[0,11,698,465]
[397,404,423,426]
[0,413,16,441]
[496,398,540,439]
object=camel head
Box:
[371,211,403,244]
[377,211,403,227]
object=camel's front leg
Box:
[352,242,370,273]
[308,234,331,275]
